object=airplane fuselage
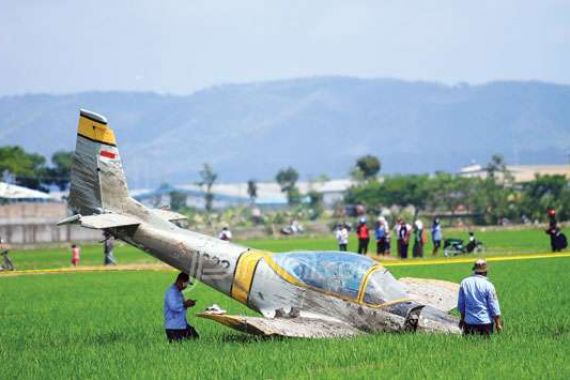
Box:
[66,108,461,336]
[111,197,460,334]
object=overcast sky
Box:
[1,0,569,95]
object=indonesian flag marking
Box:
[100,150,117,159]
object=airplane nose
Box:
[416,305,462,334]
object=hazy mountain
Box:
[1,77,569,187]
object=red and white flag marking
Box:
[99,148,118,161]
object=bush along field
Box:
[1,255,569,379]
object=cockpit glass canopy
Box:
[363,268,408,305]
[272,251,374,299]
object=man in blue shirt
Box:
[164,272,199,342]
[458,259,503,336]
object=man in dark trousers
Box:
[398,219,411,259]
[545,209,567,252]
[356,218,370,255]
[458,259,503,336]
[164,272,199,342]
[101,231,116,265]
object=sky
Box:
[1,0,569,96]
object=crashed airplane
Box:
[58,109,461,338]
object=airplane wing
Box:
[198,312,363,338]
[57,213,140,229]
[151,209,188,223]
[399,277,459,312]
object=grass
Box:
[1,258,569,379]
[7,226,568,271]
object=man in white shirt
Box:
[335,223,349,251]
[218,226,233,241]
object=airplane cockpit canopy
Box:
[363,267,408,304]
[272,251,370,299]
[272,251,408,304]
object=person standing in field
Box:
[71,244,80,267]
[545,209,567,252]
[394,218,403,257]
[431,218,443,256]
[335,223,349,251]
[356,218,370,255]
[164,272,199,342]
[383,217,391,256]
[101,231,116,266]
[397,219,411,259]
[0,236,14,271]
[412,219,425,258]
[218,226,233,241]
[375,217,387,256]
[458,259,503,336]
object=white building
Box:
[132,178,355,210]
[458,164,569,183]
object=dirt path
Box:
[0,262,174,277]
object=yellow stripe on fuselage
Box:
[231,250,270,305]
[77,115,116,146]
[262,255,305,288]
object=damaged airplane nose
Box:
[417,305,462,334]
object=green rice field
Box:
[1,227,569,379]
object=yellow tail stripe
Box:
[231,250,270,304]
[77,115,117,146]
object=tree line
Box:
[2,145,567,224]
[0,146,73,191]
[345,155,570,224]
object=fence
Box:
[0,202,101,246]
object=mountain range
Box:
[1,77,569,187]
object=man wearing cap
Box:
[356,218,370,255]
[458,259,503,336]
[164,272,199,342]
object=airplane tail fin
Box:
[68,109,130,216]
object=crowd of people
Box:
[335,216,445,259]
[336,209,568,258]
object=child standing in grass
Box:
[71,244,80,267]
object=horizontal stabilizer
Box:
[399,277,459,312]
[151,209,188,222]
[198,312,362,338]
[57,213,140,230]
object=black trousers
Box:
[358,238,370,254]
[166,325,200,342]
[376,238,387,254]
[339,244,347,251]
[413,242,424,257]
[463,323,493,336]
[399,241,409,259]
